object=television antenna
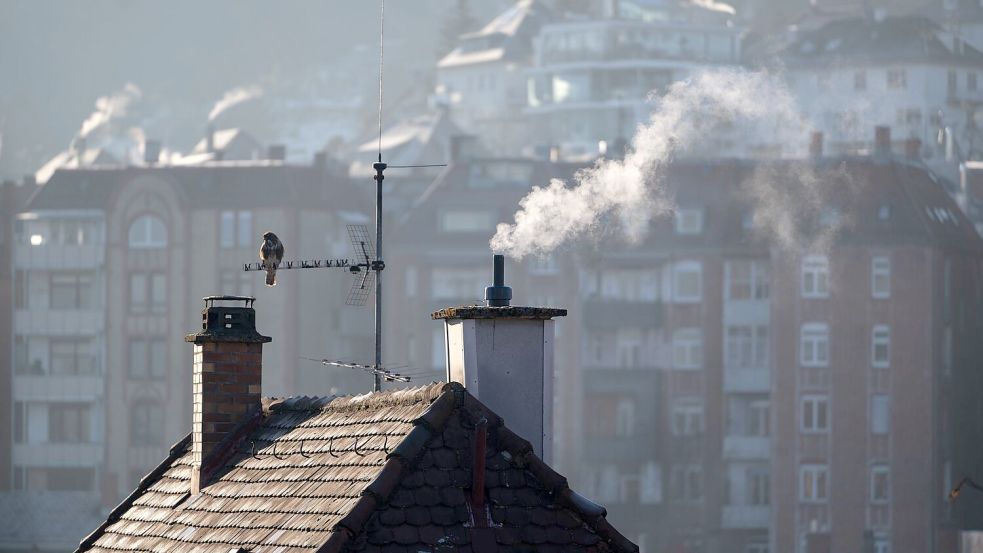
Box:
[243,0,445,392]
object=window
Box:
[801,255,829,298]
[616,398,636,437]
[748,467,770,505]
[616,328,643,368]
[799,464,829,502]
[747,543,770,553]
[801,395,829,433]
[749,400,771,437]
[49,403,91,443]
[131,402,164,446]
[50,272,94,309]
[600,269,659,301]
[220,270,252,297]
[871,325,890,368]
[640,462,662,504]
[672,328,703,369]
[970,72,978,92]
[439,210,495,233]
[874,538,890,553]
[672,261,702,303]
[725,325,769,369]
[220,210,253,248]
[854,70,867,91]
[871,465,889,503]
[672,399,704,436]
[129,338,167,380]
[887,69,907,90]
[528,255,558,275]
[675,208,704,235]
[13,402,25,443]
[128,215,167,249]
[431,267,486,300]
[871,256,890,298]
[725,260,770,300]
[949,70,958,96]
[871,394,890,434]
[50,339,96,375]
[130,272,166,313]
[800,323,829,367]
[670,465,703,502]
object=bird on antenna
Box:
[260,231,284,286]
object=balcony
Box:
[724,368,769,392]
[14,374,103,401]
[13,443,102,467]
[722,505,770,529]
[14,309,104,335]
[582,298,663,330]
[582,435,656,463]
[723,436,770,460]
[14,243,105,270]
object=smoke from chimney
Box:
[78,83,142,139]
[208,85,263,123]
[490,69,813,259]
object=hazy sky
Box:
[0,0,507,179]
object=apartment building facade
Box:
[4,158,373,550]
[385,152,983,553]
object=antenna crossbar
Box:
[302,357,410,383]
[243,259,357,272]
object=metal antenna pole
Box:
[372,157,386,392]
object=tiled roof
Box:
[77,382,636,553]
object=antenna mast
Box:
[372,0,387,392]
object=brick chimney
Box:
[185,296,271,494]
[432,255,566,462]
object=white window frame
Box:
[674,208,704,235]
[672,260,703,303]
[871,325,890,368]
[725,325,769,370]
[799,464,829,503]
[871,256,890,299]
[725,260,770,301]
[672,328,703,370]
[128,215,167,249]
[801,255,829,298]
[671,399,704,436]
[616,398,636,437]
[800,323,829,367]
[800,394,829,434]
[870,394,890,435]
[870,465,890,503]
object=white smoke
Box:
[491,69,813,259]
[79,83,142,138]
[208,86,263,122]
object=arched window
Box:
[128,215,167,249]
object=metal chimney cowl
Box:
[432,256,566,463]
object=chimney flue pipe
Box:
[484,254,512,307]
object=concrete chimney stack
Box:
[874,126,892,156]
[809,131,824,158]
[185,296,271,494]
[432,255,566,462]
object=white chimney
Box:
[432,255,566,463]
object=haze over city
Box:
[2,1,983,552]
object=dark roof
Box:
[780,15,983,67]
[77,382,637,553]
[26,163,362,212]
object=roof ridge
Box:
[265,381,449,414]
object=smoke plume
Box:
[208,86,263,122]
[490,69,815,259]
[79,83,142,138]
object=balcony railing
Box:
[14,373,104,401]
[723,368,770,392]
[582,298,663,330]
[14,243,105,269]
[13,443,103,467]
[723,436,770,460]
[14,309,105,335]
[722,505,770,529]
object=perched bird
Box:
[260,231,284,287]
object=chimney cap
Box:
[485,254,512,307]
[186,295,272,344]
[431,305,567,320]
